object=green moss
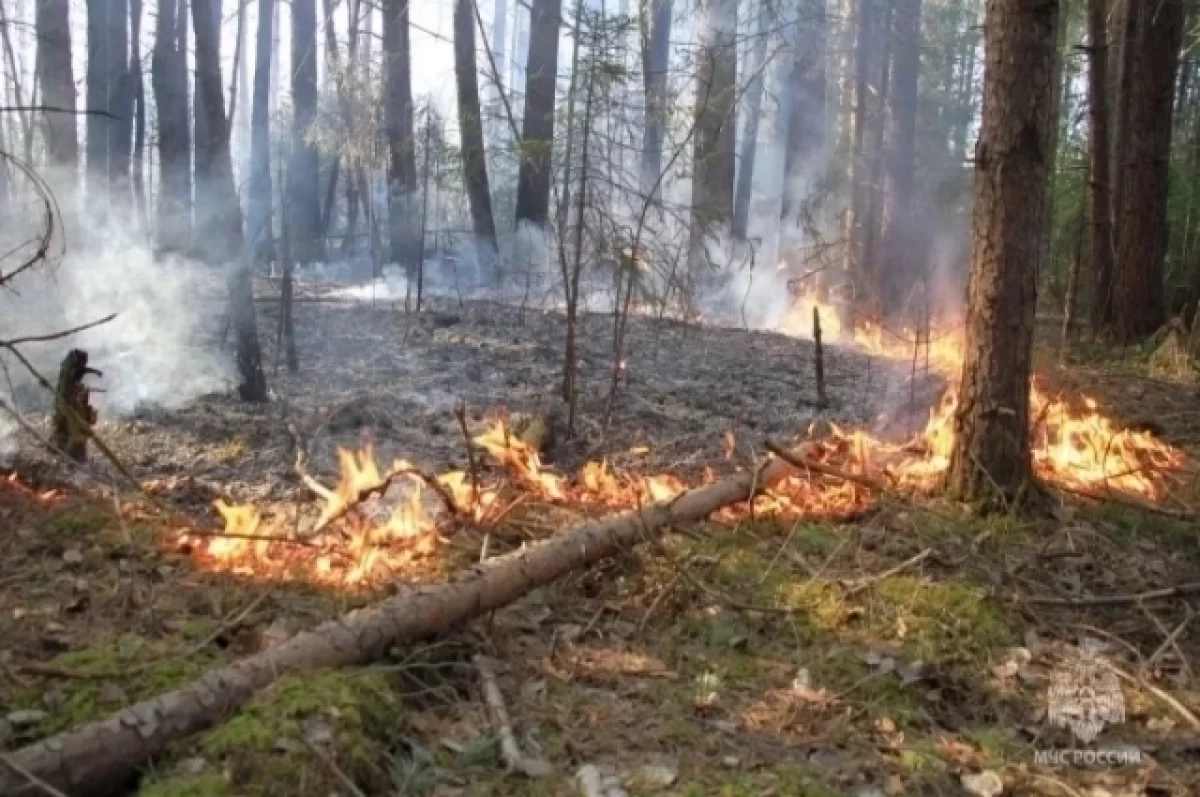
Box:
[868,577,1016,663]
[196,669,401,796]
[138,772,232,797]
[41,505,112,539]
[776,580,847,633]
[809,650,924,726]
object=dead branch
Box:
[1107,662,1200,730]
[1056,483,1197,520]
[0,448,799,796]
[455,402,481,510]
[1025,582,1200,606]
[473,655,552,778]
[764,438,892,494]
[841,548,934,596]
[1,314,117,348]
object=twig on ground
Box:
[1144,604,1195,678]
[841,548,934,597]
[299,735,369,797]
[454,402,481,511]
[1108,662,1200,730]
[0,755,70,797]
[1026,582,1200,606]
[1058,483,1196,520]
[473,655,553,778]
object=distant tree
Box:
[85,0,112,195]
[152,0,192,249]
[107,0,131,199]
[1111,0,1185,342]
[639,0,672,202]
[246,0,275,263]
[1087,0,1114,331]
[193,0,267,402]
[289,0,323,262]
[35,0,78,173]
[453,0,499,269]
[382,0,419,269]
[731,0,770,244]
[944,0,1060,504]
[779,0,826,253]
[514,0,563,230]
[689,0,738,269]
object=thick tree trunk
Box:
[454,0,500,272]
[688,0,738,271]
[779,0,826,251]
[514,0,562,229]
[842,0,872,306]
[878,0,921,320]
[288,0,322,263]
[246,0,275,262]
[0,454,805,797]
[193,0,220,209]
[1087,0,1114,332]
[107,0,131,199]
[731,1,770,243]
[383,0,419,270]
[152,0,192,250]
[861,0,893,298]
[1111,0,1184,343]
[35,0,78,173]
[639,0,672,200]
[193,0,267,402]
[944,0,1059,504]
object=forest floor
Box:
[2,293,1200,796]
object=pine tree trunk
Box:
[843,0,872,306]
[779,0,826,252]
[639,0,672,201]
[688,0,738,271]
[288,0,322,263]
[1111,0,1184,342]
[1087,0,1114,332]
[383,0,419,271]
[944,0,1059,504]
[454,0,499,272]
[193,0,267,402]
[107,0,131,200]
[131,0,146,225]
[861,0,894,298]
[35,0,77,172]
[193,0,220,212]
[152,0,191,250]
[878,0,921,320]
[86,0,111,195]
[246,0,275,262]
[514,0,562,229]
[731,1,770,243]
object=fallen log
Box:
[0,455,795,797]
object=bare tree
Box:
[514,0,563,230]
[454,0,499,271]
[35,0,78,173]
[639,0,672,202]
[731,0,770,244]
[247,0,275,262]
[779,0,826,252]
[152,0,192,250]
[383,0,419,270]
[944,0,1060,504]
[290,0,323,262]
[1087,0,1114,332]
[193,0,268,401]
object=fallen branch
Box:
[473,655,552,778]
[0,450,795,796]
[841,548,934,597]
[764,438,892,494]
[1107,662,1200,731]
[1057,484,1196,520]
[1025,582,1200,606]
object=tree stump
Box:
[51,349,100,462]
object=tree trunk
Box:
[152,0,191,250]
[944,0,1059,504]
[107,0,131,200]
[688,0,738,271]
[878,0,922,320]
[861,0,894,298]
[246,0,275,262]
[35,0,78,173]
[193,0,268,402]
[1111,0,1184,343]
[130,0,146,226]
[1087,0,1114,332]
[731,1,770,243]
[454,0,500,272]
[193,0,220,211]
[639,0,672,201]
[779,0,826,252]
[842,0,872,306]
[514,0,562,229]
[288,0,323,262]
[0,453,802,797]
[382,0,419,271]
[86,0,111,195]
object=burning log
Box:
[0,453,798,797]
[50,349,101,462]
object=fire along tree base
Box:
[0,456,795,797]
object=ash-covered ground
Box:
[10,276,931,503]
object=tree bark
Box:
[0,454,804,797]
[454,0,500,271]
[944,0,1059,504]
[842,0,872,306]
[193,0,268,402]
[1111,0,1184,343]
[731,0,770,243]
[779,0,826,252]
[514,0,562,229]
[246,0,275,263]
[878,0,922,321]
[193,0,220,212]
[639,0,672,202]
[688,0,738,270]
[288,0,323,263]
[1087,0,1114,332]
[107,0,132,199]
[152,0,192,250]
[131,0,146,226]
[383,0,419,271]
[86,0,112,195]
[35,0,78,173]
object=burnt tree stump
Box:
[51,349,101,462]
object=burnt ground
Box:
[3,289,1200,797]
